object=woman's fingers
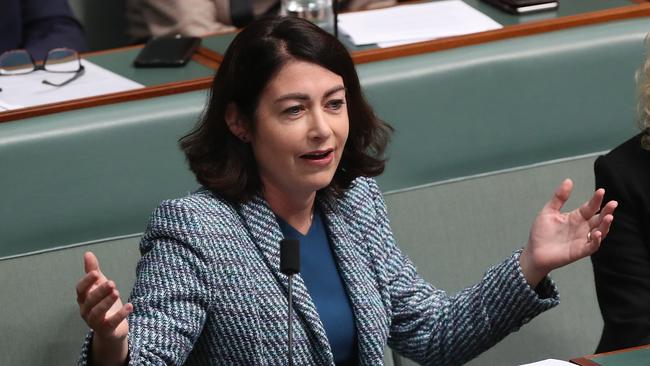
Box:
[583,214,613,257]
[596,213,614,239]
[601,200,618,218]
[87,289,120,326]
[105,303,134,329]
[587,200,618,228]
[76,271,100,304]
[544,179,573,212]
[77,251,130,340]
[586,230,603,251]
[84,251,101,274]
[578,188,605,220]
[78,251,109,304]
[79,280,116,318]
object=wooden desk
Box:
[2,0,650,123]
[0,44,219,123]
[571,344,650,366]
[201,0,650,64]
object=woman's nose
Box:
[307,109,333,140]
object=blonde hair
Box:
[636,36,650,150]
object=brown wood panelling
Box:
[193,48,221,69]
[196,47,224,65]
[570,357,602,366]
[570,343,650,365]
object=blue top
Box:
[277,209,358,365]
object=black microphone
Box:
[280,238,300,275]
[280,238,300,366]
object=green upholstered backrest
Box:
[0,91,206,258]
[365,18,647,191]
[0,235,141,366]
[385,154,602,365]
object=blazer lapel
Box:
[318,194,389,366]
[238,196,335,365]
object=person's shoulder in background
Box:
[596,133,650,185]
[592,131,650,353]
[346,0,396,10]
[0,0,87,61]
[125,0,237,42]
[125,0,398,42]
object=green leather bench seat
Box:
[1,18,646,258]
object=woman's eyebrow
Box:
[274,93,310,104]
[274,85,345,104]
[323,85,346,98]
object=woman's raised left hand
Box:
[519,179,617,287]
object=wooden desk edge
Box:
[570,343,650,366]
[0,77,212,123]
[351,3,650,64]
[570,357,602,366]
[194,2,650,64]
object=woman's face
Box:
[251,60,349,198]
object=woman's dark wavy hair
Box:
[180,16,393,203]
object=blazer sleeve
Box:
[21,0,87,61]
[78,198,223,365]
[364,179,560,366]
[592,155,650,353]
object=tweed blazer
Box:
[80,177,559,365]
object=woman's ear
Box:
[225,103,250,142]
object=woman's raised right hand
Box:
[76,252,132,363]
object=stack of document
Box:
[0,60,144,111]
[338,0,502,47]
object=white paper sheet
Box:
[519,359,576,366]
[0,59,144,110]
[338,0,502,46]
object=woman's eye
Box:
[326,99,345,110]
[284,105,304,116]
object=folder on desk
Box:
[481,0,558,15]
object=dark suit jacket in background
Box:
[0,0,87,61]
[592,133,650,353]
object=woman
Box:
[77,16,617,365]
[591,55,650,353]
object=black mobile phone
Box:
[133,35,201,67]
[481,0,558,14]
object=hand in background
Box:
[520,179,617,287]
[76,252,131,364]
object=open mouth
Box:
[300,149,334,160]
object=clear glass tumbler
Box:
[281,0,334,32]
